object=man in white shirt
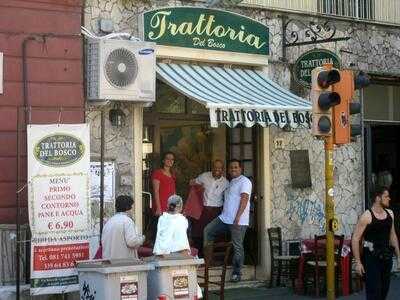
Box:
[102,195,145,259]
[192,160,229,208]
[204,159,252,282]
[189,160,229,253]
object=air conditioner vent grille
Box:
[104,48,138,88]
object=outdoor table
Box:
[296,239,352,296]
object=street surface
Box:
[209,276,400,300]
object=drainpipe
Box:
[16,35,37,300]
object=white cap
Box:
[167,194,183,208]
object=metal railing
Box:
[317,0,374,20]
[374,0,400,24]
[240,0,400,25]
[241,0,318,12]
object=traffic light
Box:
[311,66,341,137]
[350,71,370,139]
[332,70,353,145]
[332,70,370,144]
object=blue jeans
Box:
[203,217,247,276]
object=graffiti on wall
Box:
[288,198,325,231]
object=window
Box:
[153,80,208,115]
[190,99,208,115]
[394,87,400,121]
[318,0,374,20]
[155,81,186,114]
[228,127,255,179]
[364,84,400,121]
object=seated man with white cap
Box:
[153,194,191,256]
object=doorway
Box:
[364,124,400,205]
[364,124,400,242]
[227,126,259,266]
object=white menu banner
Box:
[28,124,91,295]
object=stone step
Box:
[197,265,257,283]
[223,280,266,290]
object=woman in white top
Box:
[153,195,191,256]
[154,195,203,299]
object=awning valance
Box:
[156,62,312,129]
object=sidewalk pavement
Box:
[208,275,400,300]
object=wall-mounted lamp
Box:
[143,125,150,142]
[109,102,125,127]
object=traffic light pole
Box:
[325,134,336,300]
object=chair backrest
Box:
[313,234,345,263]
[313,235,327,263]
[334,234,345,261]
[203,242,232,268]
[268,227,283,258]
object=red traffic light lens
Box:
[317,69,341,88]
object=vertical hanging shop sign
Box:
[28,124,91,295]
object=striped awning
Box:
[156,62,311,128]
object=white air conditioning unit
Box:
[86,39,156,102]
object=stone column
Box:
[132,104,143,234]
[257,127,272,280]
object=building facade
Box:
[84,0,400,280]
[1,0,399,292]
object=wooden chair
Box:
[198,242,232,300]
[268,227,300,287]
[304,234,344,297]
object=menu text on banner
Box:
[28,124,91,295]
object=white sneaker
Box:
[231,274,241,282]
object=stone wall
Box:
[267,14,400,239]
[269,127,363,239]
[84,0,400,239]
[86,104,134,222]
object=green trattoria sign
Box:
[142,7,269,55]
[293,49,341,87]
[34,134,85,167]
